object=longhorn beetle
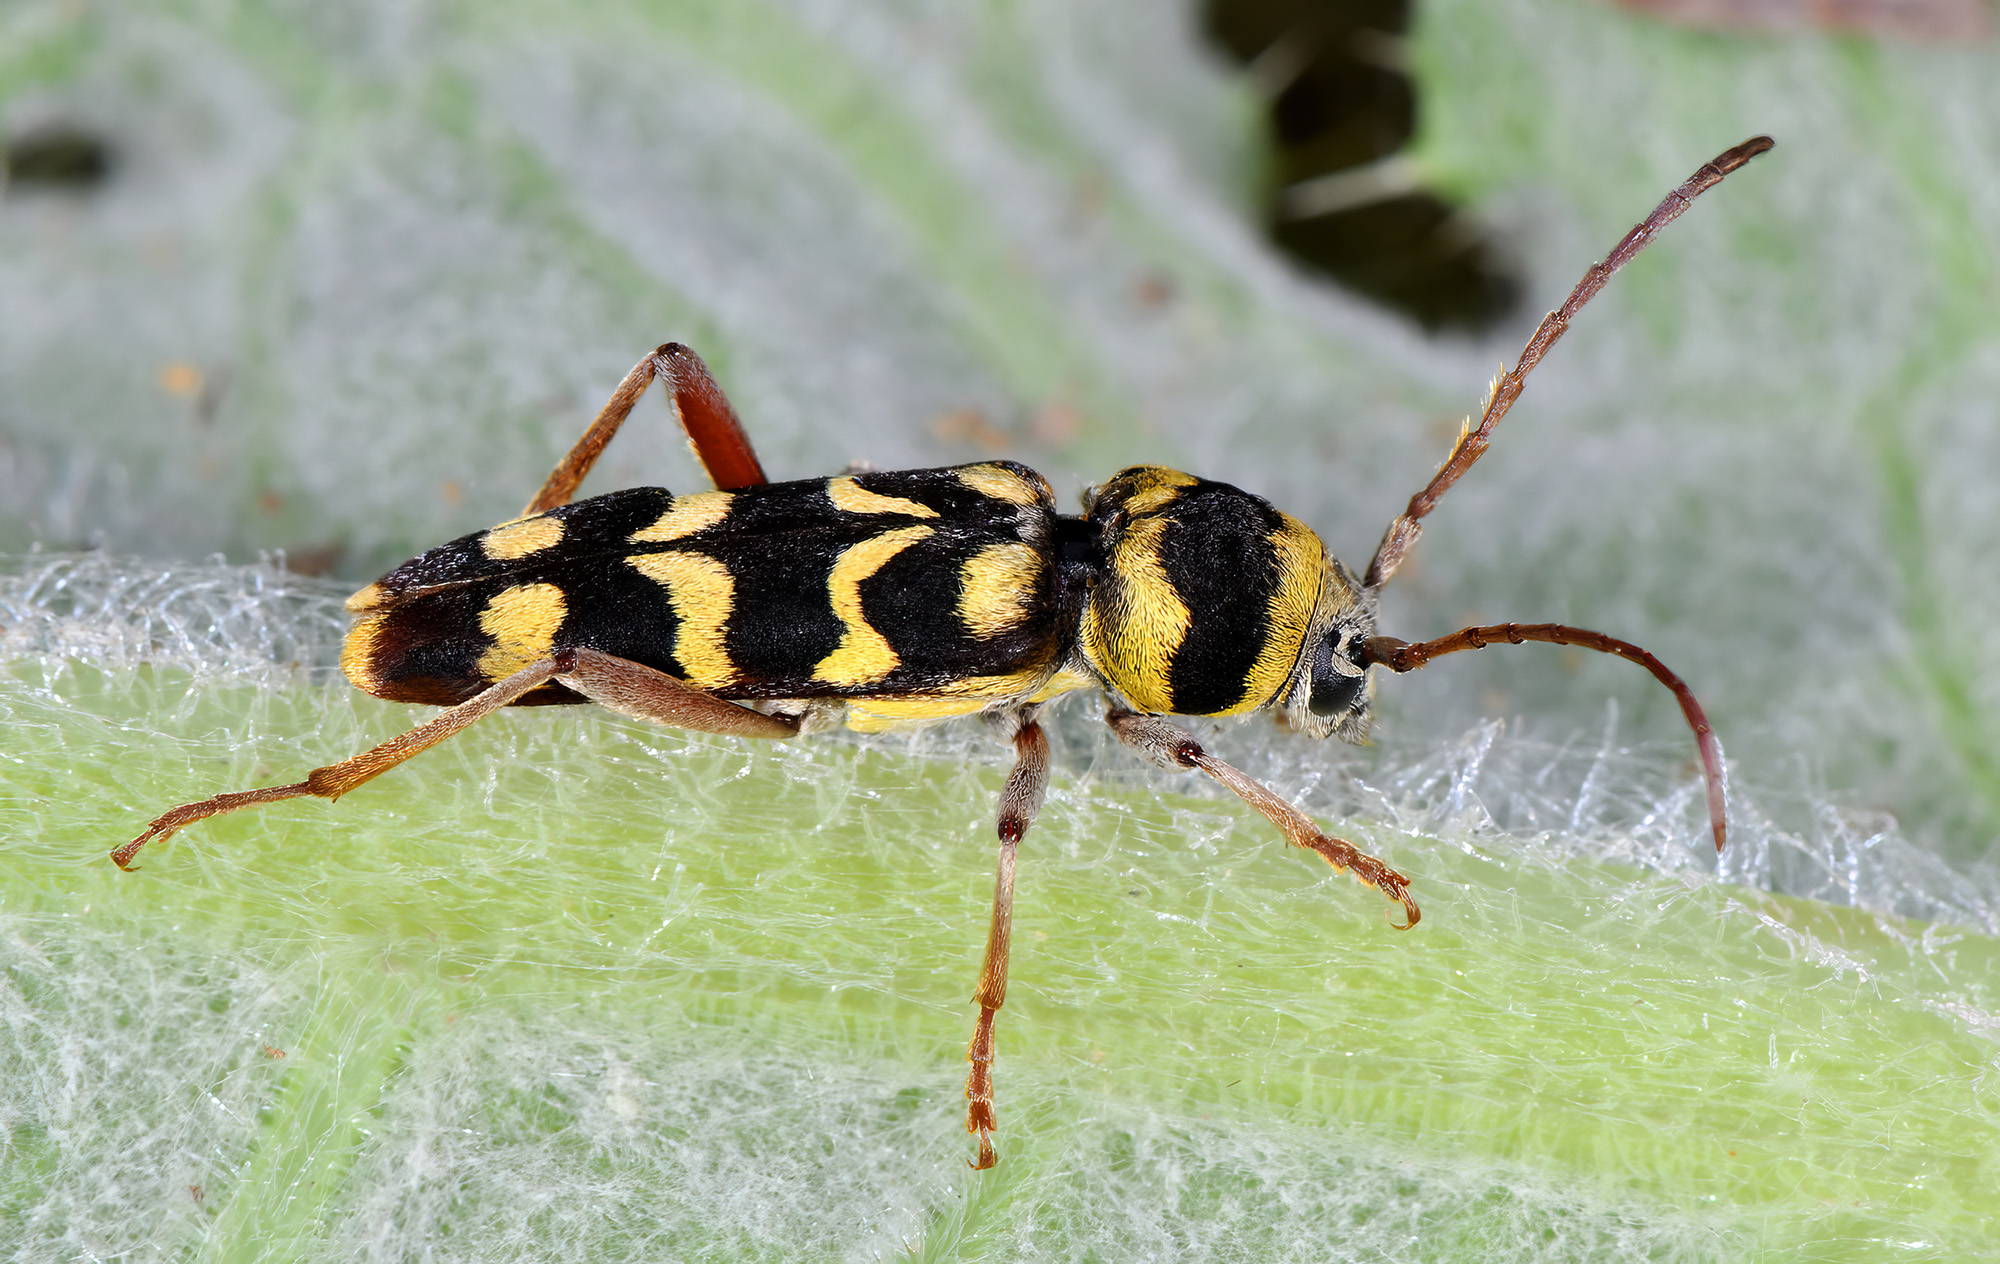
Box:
[118,137,1768,1169]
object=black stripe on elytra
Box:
[547,553,688,681]
[862,526,1061,692]
[850,462,1053,525]
[354,585,491,706]
[706,530,853,687]
[371,487,677,598]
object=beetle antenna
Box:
[1362,624,1727,852]
[1364,136,1773,591]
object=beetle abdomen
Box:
[341,463,1068,709]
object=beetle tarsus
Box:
[113,781,318,870]
[1295,830,1421,930]
[965,1003,1002,1170]
[1106,709,1423,927]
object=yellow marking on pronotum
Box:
[476,583,568,680]
[827,477,939,519]
[815,526,935,686]
[1115,467,1198,518]
[957,543,1042,639]
[630,491,735,543]
[626,552,738,687]
[1080,515,1189,715]
[955,463,1051,508]
[1226,513,1326,714]
[483,515,565,560]
[344,581,389,613]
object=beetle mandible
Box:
[118,137,1768,1169]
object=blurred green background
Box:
[5,1,1998,1259]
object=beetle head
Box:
[1276,555,1377,743]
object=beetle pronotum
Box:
[118,136,1769,1169]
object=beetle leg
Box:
[548,647,801,739]
[115,656,567,869]
[527,342,768,514]
[116,651,803,871]
[1105,709,1419,929]
[964,706,1050,1170]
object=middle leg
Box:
[964,705,1050,1170]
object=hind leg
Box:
[115,650,800,869]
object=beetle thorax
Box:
[1074,466,1372,737]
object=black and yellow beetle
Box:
[117,137,1767,1169]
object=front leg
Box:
[964,705,1050,1170]
[1105,709,1419,929]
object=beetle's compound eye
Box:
[1307,631,1368,718]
